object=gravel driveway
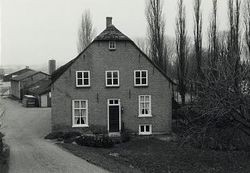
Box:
[1,98,109,173]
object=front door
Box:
[108,99,120,133]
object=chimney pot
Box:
[106,17,112,28]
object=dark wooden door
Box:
[109,105,119,132]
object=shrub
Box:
[88,125,107,135]
[45,132,64,140]
[63,131,81,139]
[75,135,114,148]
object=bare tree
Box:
[176,0,188,105]
[135,37,150,56]
[77,10,95,53]
[244,0,250,60]
[227,0,241,91]
[208,0,219,72]
[193,0,203,80]
[146,0,167,72]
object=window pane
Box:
[107,79,112,85]
[114,100,118,104]
[136,78,140,84]
[135,71,140,78]
[81,101,86,108]
[74,101,80,108]
[142,71,147,77]
[140,125,144,132]
[113,79,118,85]
[77,72,82,78]
[77,79,83,85]
[107,72,112,78]
[74,109,80,116]
[146,125,150,132]
[110,100,113,104]
[144,109,149,114]
[81,109,86,117]
[145,96,150,102]
[140,96,145,102]
[113,72,118,78]
[75,117,80,124]
[142,78,147,84]
[84,79,89,85]
[84,72,89,78]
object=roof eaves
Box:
[50,42,94,85]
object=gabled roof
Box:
[26,79,51,95]
[12,71,49,81]
[94,25,131,41]
[51,19,175,85]
[3,68,35,81]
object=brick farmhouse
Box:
[51,17,174,135]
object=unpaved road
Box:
[1,98,109,173]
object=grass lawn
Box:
[58,137,250,173]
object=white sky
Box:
[1,0,229,66]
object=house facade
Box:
[11,71,49,99]
[51,17,174,135]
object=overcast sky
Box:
[1,0,229,66]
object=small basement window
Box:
[139,124,152,135]
[109,41,116,50]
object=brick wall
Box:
[52,41,173,134]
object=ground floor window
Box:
[72,100,88,127]
[139,124,152,135]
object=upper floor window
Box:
[106,70,119,87]
[109,41,116,50]
[76,71,90,87]
[72,100,88,127]
[139,95,152,117]
[134,70,148,86]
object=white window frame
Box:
[76,71,90,87]
[109,41,116,50]
[138,95,152,117]
[105,70,119,87]
[72,100,89,127]
[134,70,148,86]
[139,124,152,135]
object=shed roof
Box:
[3,68,35,81]
[12,71,49,81]
[26,79,51,95]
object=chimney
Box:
[106,17,112,28]
[49,59,56,75]
[25,66,29,69]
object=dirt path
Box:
[1,98,109,173]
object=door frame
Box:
[107,98,121,133]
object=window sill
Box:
[139,132,152,135]
[72,125,89,128]
[134,85,148,87]
[138,115,152,118]
[109,48,116,51]
[106,85,120,88]
[76,85,91,88]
